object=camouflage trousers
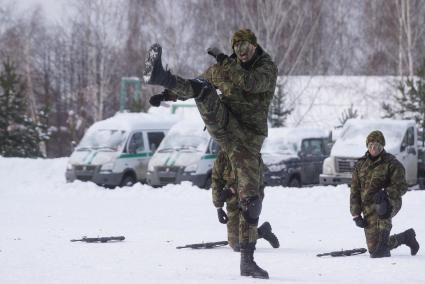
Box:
[171,76,265,244]
[226,185,266,248]
[363,213,400,253]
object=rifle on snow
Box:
[176,241,228,249]
[70,236,125,243]
[317,248,367,257]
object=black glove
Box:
[374,190,392,219]
[353,216,367,228]
[149,89,175,107]
[207,47,228,65]
[217,208,228,224]
[218,187,234,203]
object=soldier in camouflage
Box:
[144,29,277,278]
[350,130,420,258]
[212,150,280,252]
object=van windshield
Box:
[158,134,208,152]
[77,129,127,150]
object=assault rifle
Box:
[176,241,228,249]
[317,248,367,257]
[70,236,125,243]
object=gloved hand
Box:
[207,47,228,65]
[374,190,392,219]
[218,187,234,203]
[353,215,367,228]
[217,208,228,224]
[149,89,175,107]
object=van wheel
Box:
[203,175,212,190]
[288,177,301,188]
[120,174,137,187]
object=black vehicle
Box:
[262,128,330,187]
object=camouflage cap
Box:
[231,28,257,49]
[366,130,385,147]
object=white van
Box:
[191,138,220,189]
[65,112,176,187]
[146,117,211,187]
[320,119,417,186]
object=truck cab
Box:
[262,127,330,187]
[320,119,417,186]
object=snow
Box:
[284,76,400,129]
[1,157,424,284]
[87,112,177,133]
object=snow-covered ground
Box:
[0,157,424,284]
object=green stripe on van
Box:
[201,154,217,160]
[119,152,153,159]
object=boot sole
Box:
[241,272,269,279]
[143,43,162,84]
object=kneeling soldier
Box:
[350,130,420,258]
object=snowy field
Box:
[0,157,424,284]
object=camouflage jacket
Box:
[201,45,278,137]
[211,150,236,208]
[350,150,408,218]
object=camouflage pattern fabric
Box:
[363,214,400,252]
[350,150,408,253]
[168,43,276,245]
[366,130,386,146]
[212,150,266,246]
[231,28,257,48]
[170,45,277,137]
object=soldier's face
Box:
[234,41,256,62]
[368,142,383,157]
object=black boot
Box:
[143,43,176,89]
[240,243,269,279]
[370,230,391,258]
[394,228,420,256]
[257,222,280,248]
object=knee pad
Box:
[240,196,262,224]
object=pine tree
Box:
[382,58,425,145]
[0,60,43,157]
[268,84,293,127]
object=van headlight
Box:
[66,163,73,170]
[184,163,198,173]
[322,157,334,175]
[148,163,155,172]
[100,162,114,173]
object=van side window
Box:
[147,132,165,152]
[407,127,415,146]
[128,132,145,153]
[402,127,415,147]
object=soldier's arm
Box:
[386,160,408,217]
[350,165,362,217]
[211,152,226,208]
[223,57,277,94]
